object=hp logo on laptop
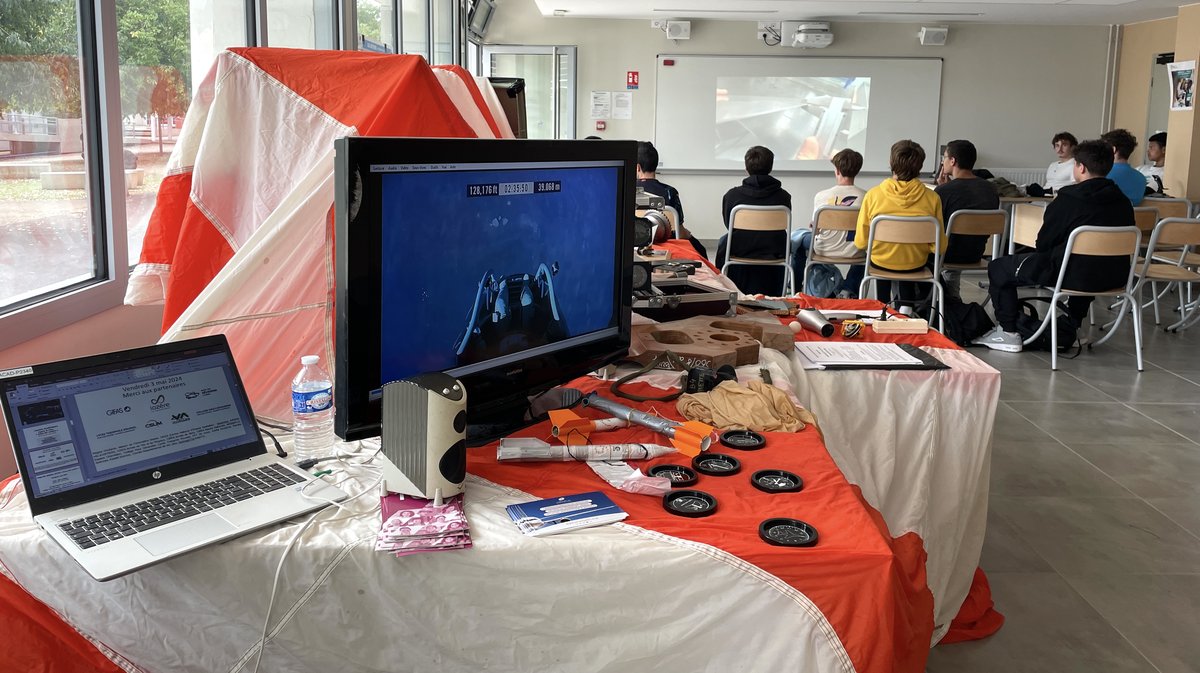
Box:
[152,471,162,480]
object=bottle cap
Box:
[301,355,319,365]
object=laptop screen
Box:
[2,336,263,505]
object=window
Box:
[432,0,455,65]
[0,1,96,314]
[267,0,336,50]
[401,0,430,60]
[115,0,200,264]
[358,0,396,52]
[1,0,463,351]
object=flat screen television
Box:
[333,137,635,444]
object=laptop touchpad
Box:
[135,513,237,556]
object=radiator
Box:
[988,168,1046,186]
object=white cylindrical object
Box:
[497,437,675,462]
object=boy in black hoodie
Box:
[975,139,1135,352]
[715,146,793,295]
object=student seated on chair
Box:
[1036,131,1078,195]
[790,148,866,299]
[935,139,1000,301]
[975,139,1135,353]
[1100,128,1146,206]
[854,139,946,309]
[636,141,707,259]
[715,145,792,295]
[1137,131,1166,195]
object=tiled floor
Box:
[925,288,1200,673]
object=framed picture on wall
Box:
[1168,60,1195,111]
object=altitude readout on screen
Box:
[466,181,561,197]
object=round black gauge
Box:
[632,263,650,290]
[663,490,718,518]
[648,464,699,488]
[691,453,741,476]
[758,518,818,547]
[720,429,766,450]
[751,470,804,494]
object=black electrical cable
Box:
[259,426,286,458]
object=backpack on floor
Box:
[804,263,843,299]
[941,296,994,346]
[1014,298,1082,356]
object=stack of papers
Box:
[376,493,472,556]
[505,491,628,537]
[794,342,925,370]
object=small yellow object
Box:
[842,320,864,339]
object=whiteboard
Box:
[654,55,942,174]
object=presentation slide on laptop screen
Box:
[375,162,621,385]
[4,352,259,498]
[715,76,870,163]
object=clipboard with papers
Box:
[794,342,949,371]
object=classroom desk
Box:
[0,377,935,673]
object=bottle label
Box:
[292,387,333,414]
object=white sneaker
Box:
[972,326,1023,353]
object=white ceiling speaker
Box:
[666,20,691,40]
[919,26,949,46]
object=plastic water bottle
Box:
[291,355,335,462]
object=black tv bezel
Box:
[333,137,635,443]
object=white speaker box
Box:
[378,372,467,501]
[666,21,691,40]
[919,26,948,46]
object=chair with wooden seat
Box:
[803,205,864,294]
[723,205,793,295]
[1132,206,1160,236]
[1025,226,1143,370]
[858,215,944,329]
[1143,197,1192,222]
[1123,218,1200,331]
[943,209,1007,271]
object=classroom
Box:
[0,0,1198,671]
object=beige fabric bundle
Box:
[677,380,817,433]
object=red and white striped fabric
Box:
[125,48,478,424]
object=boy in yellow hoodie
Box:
[854,139,947,307]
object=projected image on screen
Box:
[378,166,619,384]
[715,76,870,163]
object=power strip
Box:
[872,318,929,334]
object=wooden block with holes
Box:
[629,315,794,370]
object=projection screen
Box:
[653,55,943,174]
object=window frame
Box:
[1,0,465,352]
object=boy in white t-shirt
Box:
[790,148,866,297]
[1043,131,1078,192]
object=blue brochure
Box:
[505,491,628,537]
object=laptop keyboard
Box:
[57,464,307,550]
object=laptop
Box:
[1,335,347,581]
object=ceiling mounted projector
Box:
[783,21,833,49]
